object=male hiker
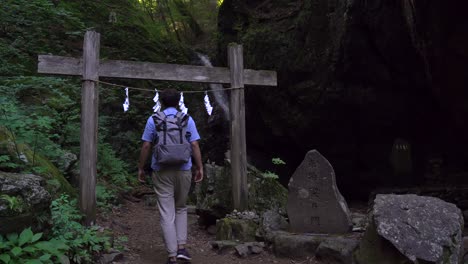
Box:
[138,88,203,264]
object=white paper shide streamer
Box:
[122,87,130,112]
[179,92,188,114]
[204,92,213,116]
[153,89,161,112]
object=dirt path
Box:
[100,199,320,264]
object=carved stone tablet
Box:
[287,150,352,234]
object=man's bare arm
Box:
[137,141,152,183]
[191,141,203,182]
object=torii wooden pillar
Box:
[38,31,277,225]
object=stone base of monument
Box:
[316,237,360,264]
[265,230,361,263]
[214,210,365,262]
[270,231,326,258]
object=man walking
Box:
[138,88,203,264]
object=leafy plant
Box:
[96,184,118,212]
[261,171,279,179]
[113,236,128,252]
[261,157,286,179]
[272,157,286,165]
[0,195,23,213]
[50,195,110,264]
[97,141,132,189]
[0,228,69,264]
[0,0,85,75]
[0,155,19,170]
[0,77,79,171]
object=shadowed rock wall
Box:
[217,0,468,198]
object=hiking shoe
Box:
[166,258,177,264]
[177,248,192,260]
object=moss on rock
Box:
[0,172,52,235]
[0,128,76,198]
[21,145,76,197]
[248,169,288,213]
[216,218,258,242]
[196,163,288,227]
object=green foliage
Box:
[135,0,217,44]
[0,77,78,196]
[97,142,131,188]
[96,184,118,212]
[260,171,279,180]
[0,77,80,168]
[249,173,288,213]
[0,0,220,212]
[241,25,292,70]
[50,195,111,264]
[0,155,19,170]
[0,0,85,75]
[0,228,69,264]
[249,158,288,211]
[261,157,286,179]
[272,157,286,165]
[113,236,128,252]
[0,195,23,213]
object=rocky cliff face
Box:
[217,0,468,198]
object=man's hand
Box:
[193,167,203,183]
[138,168,146,184]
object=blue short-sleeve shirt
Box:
[142,107,200,171]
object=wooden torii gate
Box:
[38,31,277,225]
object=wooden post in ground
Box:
[80,31,100,225]
[228,44,248,211]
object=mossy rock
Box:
[21,145,76,197]
[248,168,288,212]
[195,163,232,227]
[216,218,258,242]
[0,195,27,217]
[0,172,52,235]
[196,163,288,226]
[0,127,76,198]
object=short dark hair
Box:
[160,88,180,108]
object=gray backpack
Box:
[152,111,192,165]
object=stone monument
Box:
[287,150,352,233]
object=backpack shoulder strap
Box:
[152,111,167,131]
[175,111,189,127]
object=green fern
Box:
[0,228,69,264]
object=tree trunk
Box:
[162,0,182,42]
[156,0,172,37]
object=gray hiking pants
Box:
[152,170,192,257]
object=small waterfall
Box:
[196,53,229,120]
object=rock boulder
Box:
[0,172,51,234]
[272,231,326,258]
[355,194,464,264]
